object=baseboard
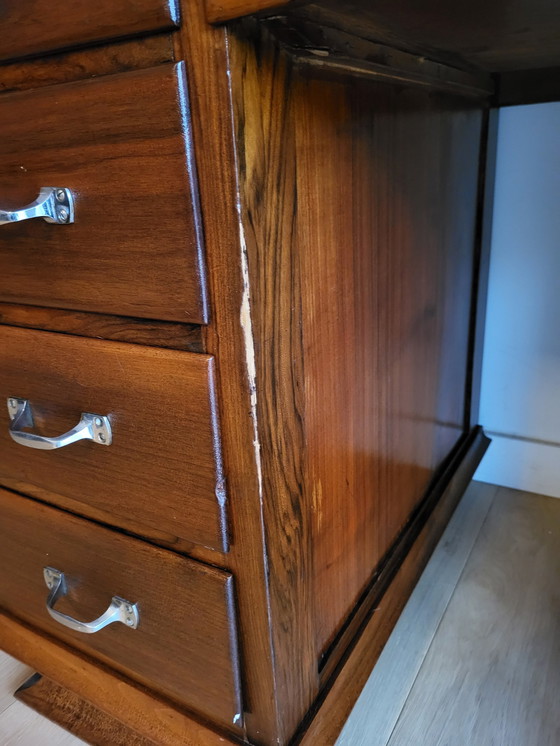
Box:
[297,426,490,746]
[475,432,560,498]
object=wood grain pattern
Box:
[0,488,243,732]
[249,17,494,99]
[0,2,504,744]
[317,429,491,686]
[229,15,484,708]
[0,0,178,63]
[387,486,560,746]
[15,674,154,746]
[0,614,237,745]
[298,67,482,660]
[0,34,175,95]
[228,25,318,741]
[176,2,286,742]
[206,0,291,23]
[0,303,203,352]
[0,64,207,324]
[0,327,228,552]
[208,0,560,74]
[299,0,560,73]
[297,431,489,746]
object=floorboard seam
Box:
[385,483,499,746]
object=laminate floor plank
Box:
[0,653,85,744]
[337,480,499,746]
[0,652,33,716]
[387,485,560,746]
[0,699,86,745]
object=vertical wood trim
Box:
[174,4,283,743]
[465,107,499,429]
[227,20,318,741]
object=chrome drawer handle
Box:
[7,398,112,450]
[43,568,139,634]
[0,187,74,226]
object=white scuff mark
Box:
[224,32,281,735]
[239,217,264,499]
[222,32,263,504]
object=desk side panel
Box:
[229,19,485,737]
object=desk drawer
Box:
[0,64,207,323]
[0,0,178,63]
[0,487,242,731]
[0,326,228,552]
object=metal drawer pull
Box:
[43,567,139,634]
[7,398,112,450]
[0,187,74,226]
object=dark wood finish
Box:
[254,17,494,99]
[498,67,560,106]
[227,21,484,737]
[208,0,560,75]
[0,0,178,63]
[0,612,237,745]
[15,674,158,746]
[466,109,500,429]
[0,64,207,324]
[176,3,286,743]
[0,327,228,552]
[207,0,292,22]
[301,66,482,660]
[228,24,318,741]
[0,303,203,352]
[318,428,490,684]
[297,428,490,745]
[0,488,243,732]
[294,0,560,73]
[0,34,175,95]
[0,1,519,744]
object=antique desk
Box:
[0,1,558,743]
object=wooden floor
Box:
[0,481,558,745]
[337,481,560,746]
[0,656,84,744]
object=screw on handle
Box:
[7,398,111,450]
[0,187,74,226]
[43,567,139,634]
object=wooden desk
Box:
[0,1,557,743]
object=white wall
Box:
[474,102,560,497]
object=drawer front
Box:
[0,487,242,731]
[0,64,207,323]
[0,326,228,552]
[0,1,178,63]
